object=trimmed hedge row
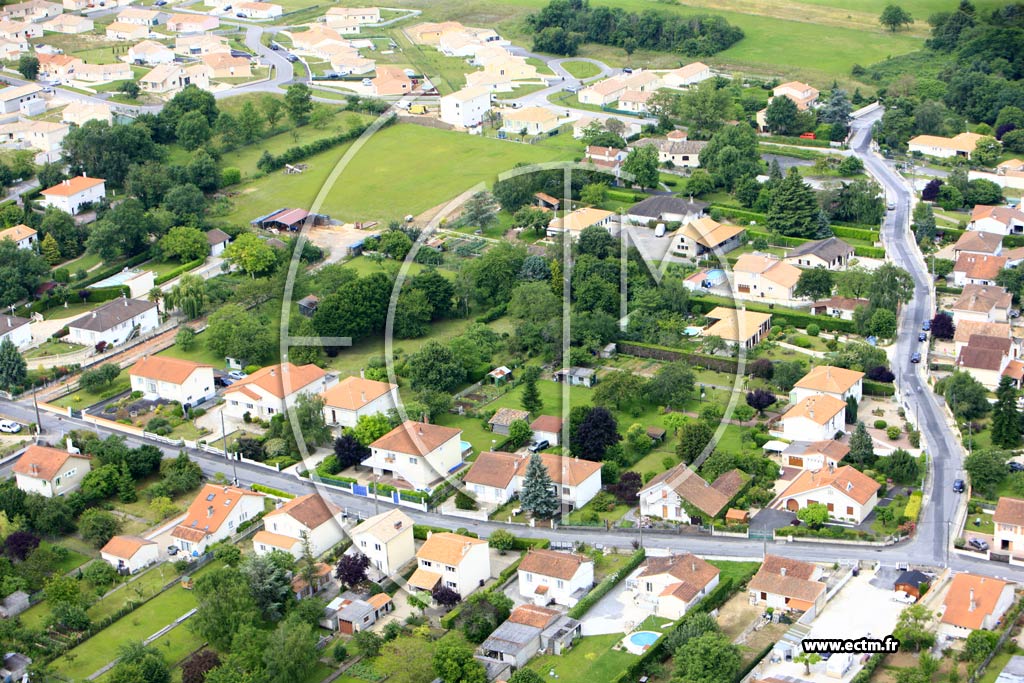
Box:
[154,258,205,285]
[714,205,879,232]
[851,654,884,683]
[863,379,896,396]
[745,229,807,248]
[831,225,881,242]
[413,524,479,540]
[257,117,391,172]
[252,484,294,498]
[567,548,646,620]
[935,286,963,295]
[86,285,131,303]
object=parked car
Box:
[887,200,896,210]
[892,591,916,604]
[969,538,989,551]
[228,370,247,380]
[918,332,927,342]
[0,420,21,433]
[214,376,234,387]
[1009,461,1024,472]
[167,545,179,556]
[269,42,280,50]
[922,320,931,331]
[285,53,298,63]
[230,49,252,58]
[362,77,373,86]
[1012,309,1021,319]
[953,479,965,493]
[528,439,550,453]
[622,67,633,74]
[911,352,921,363]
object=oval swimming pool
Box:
[629,631,661,648]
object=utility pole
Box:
[220,409,238,486]
[32,386,42,440]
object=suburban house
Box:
[517,548,593,607]
[0,120,69,163]
[703,307,772,349]
[13,444,91,497]
[618,89,654,114]
[74,62,133,85]
[1,0,60,20]
[954,230,1003,259]
[662,61,712,88]
[669,216,745,259]
[234,1,283,18]
[546,207,615,239]
[994,497,1024,558]
[408,531,490,598]
[202,53,252,79]
[167,13,219,33]
[478,605,581,670]
[748,555,826,615]
[0,315,31,350]
[0,223,36,250]
[320,376,399,428]
[40,175,105,214]
[530,415,562,446]
[37,53,81,83]
[954,320,1013,357]
[105,21,149,40]
[42,13,93,33]
[775,394,847,442]
[628,135,707,167]
[67,298,159,347]
[323,593,394,633]
[908,132,986,160]
[100,535,158,574]
[363,420,464,492]
[253,493,343,558]
[955,334,1017,390]
[584,144,625,170]
[129,356,215,407]
[776,464,881,523]
[791,365,864,404]
[207,228,231,256]
[463,450,603,509]
[810,296,870,321]
[0,19,40,42]
[638,463,746,523]
[502,107,561,136]
[970,205,1024,235]
[175,34,231,56]
[127,40,175,65]
[140,63,211,95]
[578,76,628,105]
[953,253,1007,287]
[939,573,1015,638]
[488,407,530,436]
[61,101,113,126]
[630,553,720,620]
[116,7,160,25]
[223,362,333,421]
[0,84,40,115]
[952,285,1013,324]
[894,570,931,600]
[626,196,708,226]
[349,508,415,575]
[439,85,492,128]
[371,66,413,96]
[773,81,819,109]
[732,253,803,304]
[170,484,265,556]
[326,6,380,24]
[778,440,849,471]
[784,237,855,270]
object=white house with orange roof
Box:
[407,531,490,597]
[74,62,133,85]
[703,307,772,350]
[773,81,819,109]
[223,362,333,421]
[61,101,114,126]
[661,62,712,88]
[202,53,252,79]
[253,493,343,558]
[776,463,880,523]
[128,40,175,65]
[170,484,264,556]
[140,63,211,95]
[994,497,1024,557]
[289,25,345,51]
[350,508,415,575]
[41,12,92,33]
[518,548,594,607]
[320,375,399,428]
[970,205,1024,235]
[116,7,160,25]
[364,420,463,491]
[234,1,282,18]
[130,356,215,406]
[175,34,231,56]
[775,394,847,442]
[908,132,986,160]
[106,21,150,41]
[439,85,492,128]
[372,66,413,96]
[325,6,380,24]
[546,206,615,238]
[732,252,803,304]
[40,175,105,214]
[167,14,219,33]
[939,573,1015,639]
[13,444,91,497]
[100,535,158,574]
[36,53,81,84]
[748,555,826,614]
[0,223,36,250]
[502,106,561,136]
[0,120,70,163]
[463,451,603,509]
[670,216,744,259]
[0,19,40,41]
[791,365,864,404]
[630,553,720,619]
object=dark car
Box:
[922,320,931,331]
[167,545,179,556]
[969,538,989,551]
[911,352,921,363]
[270,43,280,50]
[918,332,927,342]
[953,479,966,493]
[1010,462,1024,472]
[214,376,234,387]
[230,50,252,58]
[285,53,298,63]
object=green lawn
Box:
[57,251,104,274]
[561,60,602,79]
[708,559,761,584]
[223,123,575,224]
[158,332,229,369]
[527,633,636,683]
[42,300,99,321]
[24,339,85,359]
[141,259,192,278]
[52,369,131,409]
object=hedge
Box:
[413,524,479,540]
[904,491,922,521]
[851,654,884,683]
[714,206,879,232]
[935,286,962,295]
[831,225,881,242]
[854,245,886,258]
[257,117,392,172]
[745,229,808,248]
[863,379,896,396]
[759,134,835,148]
[617,341,739,374]
[689,294,857,334]
[154,258,205,285]
[252,484,294,498]
[567,548,646,620]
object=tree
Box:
[680,80,732,138]
[432,583,462,608]
[433,636,487,683]
[165,274,208,320]
[794,653,822,676]
[507,420,534,450]
[206,303,273,364]
[108,643,170,683]
[520,452,559,520]
[646,362,696,407]
[78,508,121,547]
[912,202,936,245]
[0,239,49,307]
[794,267,834,300]
[509,670,545,683]
[459,591,513,643]
[972,137,1002,167]
[964,629,999,662]
[992,376,1021,448]
[819,89,853,138]
[351,413,394,446]
[797,502,829,528]
[284,84,313,126]
[0,339,27,393]
[746,389,777,415]
[236,101,265,143]
[921,179,942,201]
[673,631,742,683]
[263,617,318,683]
[379,230,413,260]
[332,433,368,470]
[765,95,799,136]
[17,54,38,80]
[767,168,821,238]
[378,636,436,683]
[593,371,646,410]
[410,269,454,319]
[39,232,62,265]
[676,420,713,463]
[939,371,991,420]
[239,554,290,620]
[520,366,543,414]
[700,123,761,191]
[44,575,82,608]
[578,224,617,258]
[4,530,40,561]
[224,233,276,277]
[572,407,621,461]
[964,448,1008,496]
[182,650,221,683]
[878,449,920,484]
[394,288,432,339]
[334,552,370,588]
[846,395,858,424]
[848,421,875,466]
[513,206,551,234]
[581,182,608,206]
[158,226,208,263]
[463,191,497,228]
[880,4,913,31]
[869,308,898,339]
[263,95,285,128]
[406,341,465,392]
[176,111,212,151]
[868,263,914,313]
[623,145,660,189]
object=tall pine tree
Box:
[991,376,1022,448]
[767,168,821,238]
[0,338,27,392]
[848,421,875,466]
[40,233,62,265]
[519,453,559,520]
[520,367,542,415]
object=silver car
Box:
[0,420,21,433]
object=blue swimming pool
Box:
[629,631,660,648]
[705,269,726,282]
[460,440,472,453]
[684,326,702,336]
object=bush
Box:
[873,420,887,429]
[806,323,819,337]
[886,426,901,440]
[904,492,922,521]
[454,491,478,510]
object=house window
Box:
[422,560,432,567]
[409,457,418,464]
[374,543,381,551]
[360,540,366,547]
[446,565,455,573]
[645,582,653,592]
[557,579,564,589]
[446,581,457,589]
[846,506,854,515]
[525,573,533,582]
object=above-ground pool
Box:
[705,268,726,284]
[460,440,473,454]
[623,631,661,654]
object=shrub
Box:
[886,426,901,440]
[806,323,820,337]
[873,420,887,429]
[904,492,922,521]
[455,491,478,510]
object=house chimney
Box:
[270,368,275,376]
[91,310,97,318]
[30,462,38,475]
[207,506,214,518]
[969,588,976,612]
[418,426,424,436]
[780,566,787,577]
[463,542,472,556]
[691,561,696,572]
[360,368,365,379]
[361,391,366,403]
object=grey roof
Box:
[787,237,854,261]
[627,195,709,219]
[895,570,930,587]
[541,614,581,642]
[336,599,374,623]
[480,621,542,654]
[630,138,707,155]
[0,314,30,331]
[206,228,230,245]
[556,367,595,379]
[69,298,157,333]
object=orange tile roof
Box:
[954,253,1007,281]
[370,420,461,456]
[954,320,1011,344]
[782,394,847,425]
[101,535,155,559]
[223,363,327,400]
[793,365,864,395]
[640,464,744,518]
[669,62,709,79]
[734,253,802,289]
[0,223,35,242]
[321,376,396,410]
[41,175,105,197]
[994,497,1024,526]
[130,356,211,384]
[253,530,301,549]
[909,132,984,152]
[519,548,591,580]
[677,216,744,249]
[515,452,602,488]
[953,285,1013,314]
[1004,359,1024,381]
[408,567,442,590]
[941,573,1010,630]
[367,592,392,609]
[955,230,1003,254]
[464,450,519,489]
[704,307,772,344]
[748,555,824,603]
[417,531,486,565]
[508,604,559,628]
[13,445,89,480]
[264,493,339,529]
[351,508,413,544]
[640,553,719,603]
[171,483,263,540]
[780,465,880,505]
[530,415,562,432]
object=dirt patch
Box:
[716,592,760,641]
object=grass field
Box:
[158,332,229,368]
[561,60,602,79]
[223,123,573,224]
[52,369,131,409]
[24,340,85,359]
[527,633,636,683]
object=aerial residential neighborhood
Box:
[0,0,1022,681]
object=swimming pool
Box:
[684,326,703,336]
[622,631,661,654]
[460,440,473,453]
[705,268,726,282]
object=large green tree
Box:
[0,338,27,392]
[679,79,732,138]
[0,239,49,307]
[159,226,208,262]
[623,145,660,189]
[964,448,1008,496]
[190,566,261,651]
[433,636,486,683]
[206,303,274,364]
[520,452,559,520]
[767,168,822,238]
[673,631,742,683]
[794,267,834,300]
[284,83,313,126]
[224,233,277,277]
[991,375,1022,448]
[406,341,465,392]
[765,95,799,136]
[880,4,913,31]
[699,123,761,191]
